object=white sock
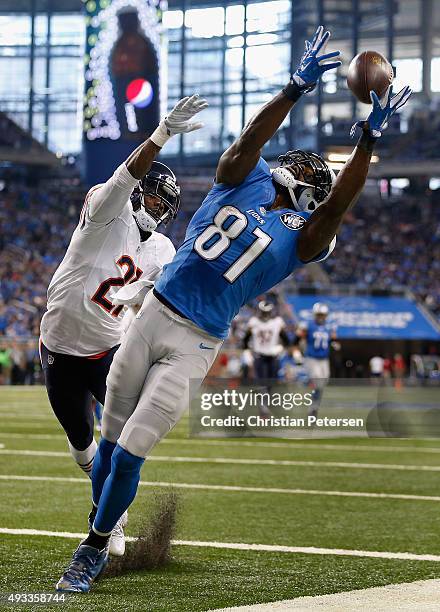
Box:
[68,439,97,478]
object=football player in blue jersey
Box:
[57,25,412,592]
[298,302,337,418]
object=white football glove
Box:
[150,94,209,148]
[111,279,154,307]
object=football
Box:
[347,50,394,104]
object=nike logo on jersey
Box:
[199,343,213,350]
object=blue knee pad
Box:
[94,444,144,535]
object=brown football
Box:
[347,51,394,104]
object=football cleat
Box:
[108,511,128,557]
[55,544,108,593]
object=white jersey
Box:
[40,163,176,357]
[247,315,285,356]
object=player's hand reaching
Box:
[165,94,209,135]
[292,25,341,93]
[150,94,208,148]
[351,85,412,138]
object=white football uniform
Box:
[40,163,176,357]
[247,315,285,356]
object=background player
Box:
[298,302,337,418]
[41,95,207,555]
[243,300,290,382]
[56,25,412,593]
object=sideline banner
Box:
[286,295,440,340]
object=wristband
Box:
[150,121,171,148]
[357,128,378,153]
[282,78,303,103]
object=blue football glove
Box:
[292,25,341,93]
[351,85,412,138]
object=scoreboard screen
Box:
[84,0,165,143]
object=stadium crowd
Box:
[0,172,438,383]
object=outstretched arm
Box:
[87,95,208,224]
[216,26,341,186]
[297,85,412,262]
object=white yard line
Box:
[1,448,440,472]
[0,474,439,503]
[1,432,440,455]
[1,527,440,563]
[211,579,440,611]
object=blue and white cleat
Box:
[55,544,108,593]
[87,510,128,557]
[109,511,128,557]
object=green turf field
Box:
[1,386,440,611]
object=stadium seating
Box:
[0,164,438,368]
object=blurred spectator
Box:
[25,339,39,385]
[0,343,11,384]
[369,355,384,381]
[383,356,393,381]
[10,341,25,385]
[393,353,406,389]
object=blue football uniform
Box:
[304,321,335,359]
[155,158,335,339]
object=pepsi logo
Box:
[126,79,153,108]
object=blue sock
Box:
[94,444,144,534]
[91,438,116,506]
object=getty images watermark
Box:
[189,379,376,439]
[190,378,440,438]
[198,388,364,429]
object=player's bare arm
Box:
[297,85,412,262]
[88,95,208,224]
[216,26,341,186]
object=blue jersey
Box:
[155,158,334,339]
[304,321,334,359]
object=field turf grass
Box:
[1,386,440,611]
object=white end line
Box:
[1,528,439,562]
[0,474,439,503]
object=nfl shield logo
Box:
[280,213,306,231]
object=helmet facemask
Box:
[271,150,334,214]
[131,162,181,233]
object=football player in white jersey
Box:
[41,94,208,557]
[243,301,290,381]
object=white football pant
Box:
[305,357,330,389]
[102,291,222,457]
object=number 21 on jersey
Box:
[92,255,143,317]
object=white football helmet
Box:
[312,302,329,316]
[258,300,275,320]
[271,150,335,213]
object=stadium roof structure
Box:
[0,111,59,167]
